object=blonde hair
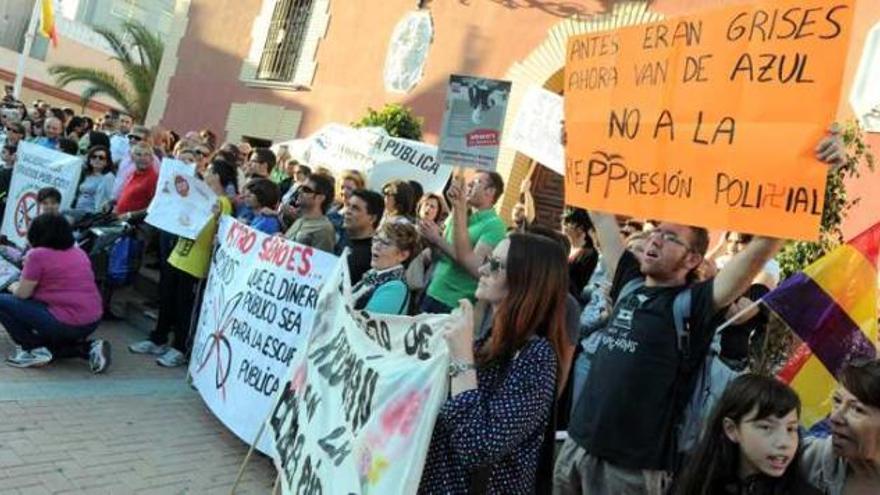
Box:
[378,222,419,263]
[341,170,365,189]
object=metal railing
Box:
[256,0,314,82]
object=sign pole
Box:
[13,0,42,100]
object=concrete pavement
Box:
[0,320,276,494]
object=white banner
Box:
[508,86,564,176]
[367,133,451,193]
[438,74,512,171]
[145,158,214,239]
[268,258,453,494]
[282,124,452,193]
[290,124,377,176]
[268,263,453,494]
[189,216,339,454]
[1,143,82,248]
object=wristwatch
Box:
[448,360,476,378]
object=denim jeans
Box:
[0,295,98,357]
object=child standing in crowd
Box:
[242,178,281,235]
[676,374,818,495]
[129,159,237,367]
[419,233,570,493]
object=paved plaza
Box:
[0,320,276,494]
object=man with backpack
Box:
[553,129,845,495]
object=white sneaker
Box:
[156,348,187,368]
[89,339,111,374]
[6,346,52,368]
[6,346,29,364]
[128,340,168,355]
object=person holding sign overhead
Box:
[418,171,506,314]
[129,158,237,368]
[553,129,846,495]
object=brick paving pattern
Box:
[0,321,276,494]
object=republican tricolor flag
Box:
[763,222,880,426]
[40,0,58,48]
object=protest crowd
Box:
[2,52,880,495]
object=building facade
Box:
[152,0,880,235]
[0,0,176,115]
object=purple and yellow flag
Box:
[764,222,880,426]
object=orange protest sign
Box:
[564,0,854,240]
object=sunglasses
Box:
[485,255,506,273]
[299,185,316,195]
[194,150,208,156]
[90,154,108,160]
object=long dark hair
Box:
[383,180,415,218]
[477,233,569,387]
[676,374,803,495]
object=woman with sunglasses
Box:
[73,146,115,214]
[419,233,570,493]
[350,222,418,315]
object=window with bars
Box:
[256,0,314,82]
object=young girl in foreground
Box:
[676,374,820,495]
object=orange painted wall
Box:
[162,0,879,239]
[160,0,591,142]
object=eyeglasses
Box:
[484,255,506,273]
[127,134,143,142]
[648,229,692,251]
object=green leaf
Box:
[48,20,165,122]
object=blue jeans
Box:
[419,295,453,314]
[0,295,98,357]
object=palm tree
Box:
[48,21,164,123]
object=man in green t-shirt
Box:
[418,171,507,313]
